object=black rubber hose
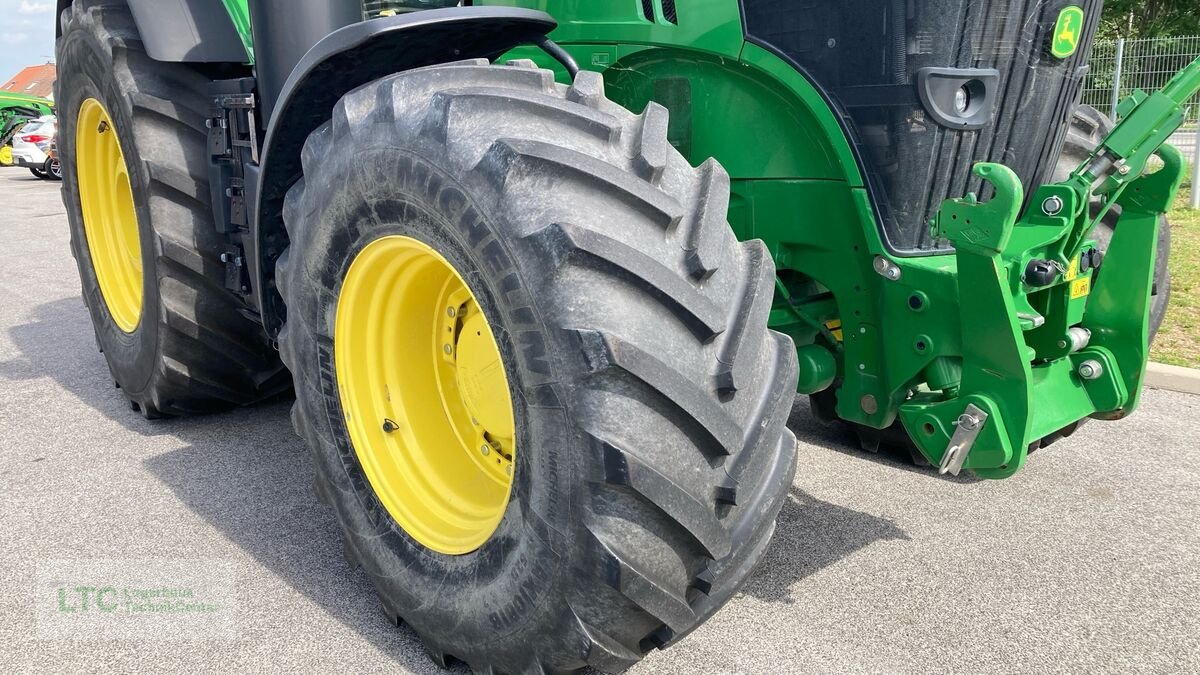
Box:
[532,35,580,79]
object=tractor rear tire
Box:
[56,0,288,416]
[277,61,799,674]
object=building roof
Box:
[1,64,57,100]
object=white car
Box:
[11,115,58,180]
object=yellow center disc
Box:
[76,98,143,333]
[335,235,517,555]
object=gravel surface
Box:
[2,172,1197,673]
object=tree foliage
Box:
[1100,0,1200,39]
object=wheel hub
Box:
[335,235,516,555]
[76,98,142,333]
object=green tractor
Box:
[0,92,53,168]
[52,0,1198,672]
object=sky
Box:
[0,1,56,87]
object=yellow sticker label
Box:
[1065,256,1079,282]
[1071,276,1091,299]
[824,319,843,343]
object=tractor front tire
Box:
[56,0,288,416]
[277,61,799,673]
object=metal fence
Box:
[1081,35,1200,206]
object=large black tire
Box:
[1053,103,1171,337]
[56,0,288,417]
[278,60,799,673]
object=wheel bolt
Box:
[447,307,456,318]
[443,344,453,355]
[481,444,490,456]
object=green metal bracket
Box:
[896,58,1199,478]
[903,164,1029,478]
[932,163,1023,256]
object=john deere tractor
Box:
[0,92,53,168]
[53,0,1199,672]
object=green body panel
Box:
[223,0,1199,477]
[221,0,254,63]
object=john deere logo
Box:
[1052,6,1085,58]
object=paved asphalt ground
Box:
[1,171,1198,673]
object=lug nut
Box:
[1078,359,1104,381]
[447,307,456,318]
[443,344,453,355]
[481,444,490,457]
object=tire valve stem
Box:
[382,418,399,434]
[97,120,109,134]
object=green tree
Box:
[1101,0,1200,39]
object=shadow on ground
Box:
[740,485,910,604]
[0,296,172,436]
[2,172,50,183]
[141,410,464,674]
[3,297,454,671]
[4,295,924,668]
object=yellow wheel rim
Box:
[335,235,517,555]
[0,146,12,166]
[77,98,143,333]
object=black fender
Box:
[250,7,557,336]
[55,0,249,63]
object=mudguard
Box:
[250,7,557,335]
[55,0,248,63]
